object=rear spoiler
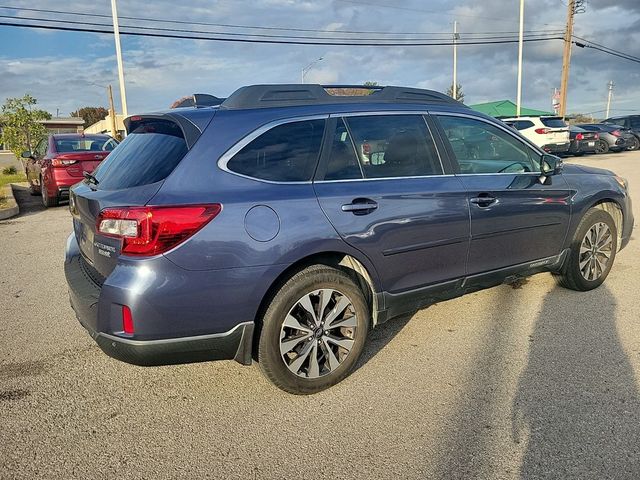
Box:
[124,111,216,149]
[170,94,225,109]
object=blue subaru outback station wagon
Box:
[65,84,633,394]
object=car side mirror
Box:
[21,150,34,159]
[541,154,563,176]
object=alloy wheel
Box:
[579,222,613,281]
[279,288,357,379]
[595,140,608,154]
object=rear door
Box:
[70,118,192,278]
[314,113,470,295]
[434,113,572,275]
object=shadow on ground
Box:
[513,284,640,479]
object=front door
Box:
[314,114,470,295]
[434,114,572,275]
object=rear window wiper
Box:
[83,171,99,186]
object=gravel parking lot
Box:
[1,151,639,479]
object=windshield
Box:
[55,137,117,153]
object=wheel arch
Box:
[590,199,624,251]
[254,250,382,338]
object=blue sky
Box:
[1,0,639,119]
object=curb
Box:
[0,183,19,220]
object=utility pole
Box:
[452,20,459,100]
[516,0,524,117]
[111,0,128,117]
[559,0,585,118]
[107,84,118,139]
[605,80,614,119]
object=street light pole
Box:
[301,57,324,84]
[110,0,128,117]
[452,20,458,100]
[516,0,525,117]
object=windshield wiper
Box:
[83,171,99,185]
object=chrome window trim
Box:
[315,174,456,184]
[217,114,330,185]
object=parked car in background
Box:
[23,134,118,207]
[502,116,570,154]
[568,126,598,156]
[64,84,634,394]
[602,115,640,150]
[576,124,628,154]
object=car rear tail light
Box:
[122,305,134,334]
[611,130,621,137]
[51,158,77,166]
[535,128,551,134]
[96,204,222,256]
[576,133,584,141]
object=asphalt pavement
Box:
[1,152,639,479]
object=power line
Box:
[0,4,562,37]
[0,19,564,46]
[0,14,563,42]
[572,35,640,64]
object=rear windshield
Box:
[55,137,117,152]
[93,119,188,190]
[540,117,567,128]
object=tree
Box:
[0,94,51,157]
[446,83,465,103]
[70,106,108,127]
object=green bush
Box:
[2,166,17,175]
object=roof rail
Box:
[220,84,463,110]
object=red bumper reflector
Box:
[122,305,134,334]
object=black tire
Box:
[595,140,609,154]
[626,136,640,151]
[257,264,370,394]
[41,177,59,208]
[554,208,617,291]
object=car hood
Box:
[562,163,615,176]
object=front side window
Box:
[226,119,325,182]
[630,116,640,129]
[343,115,442,178]
[437,115,539,174]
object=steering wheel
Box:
[497,162,527,173]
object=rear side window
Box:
[226,119,325,182]
[344,115,442,178]
[630,117,640,129]
[540,117,567,128]
[93,119,187,190]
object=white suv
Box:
[502,116,570,154]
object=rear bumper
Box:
[79,317,254,367]
[64,233,255,366]
[569,140,597,154]
[542,142,570,153]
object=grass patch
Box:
[0,173,27,189]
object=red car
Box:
[23,134,118,207]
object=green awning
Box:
[469,100,554,118]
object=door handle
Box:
[341,198,378,215]
[470,193,497,208]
